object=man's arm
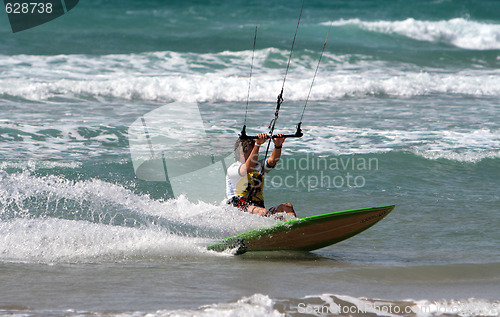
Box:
[267,133,286,167]
[240,133,268,175]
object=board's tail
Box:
[207,237,247,255]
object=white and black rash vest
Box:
[226,158,275,205]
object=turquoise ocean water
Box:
[1,0,499,316]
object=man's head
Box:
[234,137,255,162]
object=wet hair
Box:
[234,138,255,161]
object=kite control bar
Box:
[239,123,303,140]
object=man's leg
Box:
[267,203,296,217]
[246,205,269,217]
[273,203,296,216]
[247,203,296,217]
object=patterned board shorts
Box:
[227,196,277,213]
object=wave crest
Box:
[324,18,500,50]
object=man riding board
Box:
[226,133,296,218]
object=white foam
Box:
[0,120,131,160]
[0,161,82,170]
[295,126,500,162]
[0,171,273,228]
[413,150,500,163]
[2,67,499,102]
[413,298,500,317]
[0,172,275,263]
[115,294,283,317]
[0,218,212,263]
[325,18,500,50]
[1,49,499,103]
[1,120,497,164]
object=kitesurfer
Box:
[226,133,296,218]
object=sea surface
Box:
[1,0,499,316]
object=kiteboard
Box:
[207,205,394,255]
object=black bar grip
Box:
[239,123,303,140]
[242,133,303,139]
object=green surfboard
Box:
[207,205,394,255]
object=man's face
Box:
[240,140,255,162]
